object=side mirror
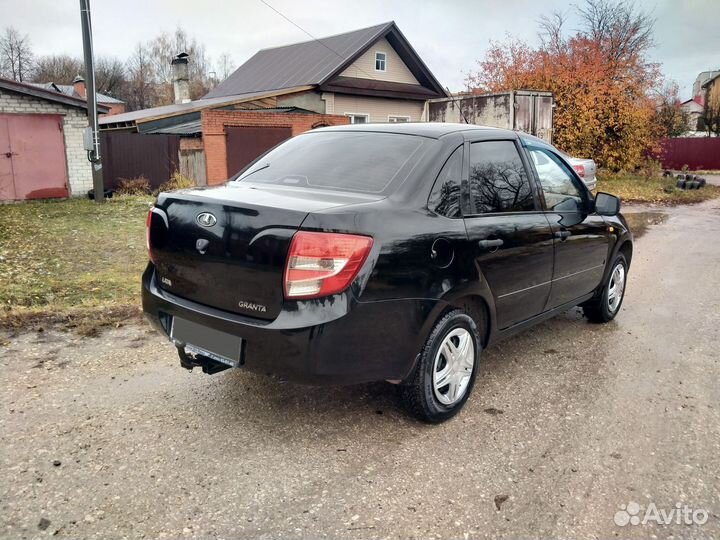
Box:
[594,192,620,216]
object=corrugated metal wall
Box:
[100,132,180,190]
[225,126,292,178]
[661,138,720,170]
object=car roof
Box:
[312,122,517,139]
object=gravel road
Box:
[2,200,719,539]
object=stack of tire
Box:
[674,173,707,190]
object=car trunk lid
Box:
[148,183,377,319]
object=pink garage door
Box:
[0,114,69,201]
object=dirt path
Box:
[1,200,719,539]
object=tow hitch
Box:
[176,347,231,375]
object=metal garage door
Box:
[0,114,69,201]
[225,126,292,178]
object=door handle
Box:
[554,230,571,240]
[478,238,504,249]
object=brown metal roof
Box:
[204,22,446,100]
[0,76,110,112]
[28,82,125,104]
[98,86,313,126]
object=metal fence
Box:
[100,132,181,190]
[660,137,720,170]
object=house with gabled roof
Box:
[97,22,446,190]
[205,21,447,123]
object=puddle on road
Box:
[623,212,668,238]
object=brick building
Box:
[0,77,109,201]
[202,109,348,184]
[99,88,349,189]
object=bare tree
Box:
[31,54,82,83]
[538,11,567,56]
[655,81,688,137]
[216,52,236,81]
[125,43,157,110]
[0,26,34,81]
[94,56,126,97]
[577,0,655,64]
[148,27,212,102]
[703,81,720,136]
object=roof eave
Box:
[0,77,110,112]
[99,85,315,127]
[318,21,448,98]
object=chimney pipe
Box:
[72,74,86,98]
[172,52,191,104]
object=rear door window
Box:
[235,132,428,194]
[467,141,535,214]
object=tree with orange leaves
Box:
[465,0,666,171]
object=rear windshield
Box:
[233,131,428,194]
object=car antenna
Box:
[446,87,470,124]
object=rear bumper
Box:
[583,177,597,191]
[142,264,435,385]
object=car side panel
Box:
[462,214,555,329]
[543,211,609,308]
[301,203,469,303]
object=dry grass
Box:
[156,172,195,195]
[597,173,720,204]
[117,176,151,195]
[0,196,152,333]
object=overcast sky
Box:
[3,0,718,97]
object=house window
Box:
[388,115,411,123]
[375,52,387,72]
[346,113,369,124]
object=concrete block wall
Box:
[202,110,350,185]
[0,89,93,196]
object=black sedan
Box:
[143,123,632,422]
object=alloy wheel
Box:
[607,263,626,313]
[432,328,475,406]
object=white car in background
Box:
[561,152,597,191]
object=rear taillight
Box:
[284,232,374,299]
[146,207,156,263]
[573,164,585,177]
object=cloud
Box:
[2,0,717,96]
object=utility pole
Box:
[79,0,104,202]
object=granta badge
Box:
[238,300,267,313]
[196,212,217,227]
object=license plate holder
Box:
[170,317,242,368]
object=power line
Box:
[257,0,379,81]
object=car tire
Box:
[400,309,481,423]
[676,178,686,189]
[583,254,628,323]
[688,180,699,190]
[697,178,706,188]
